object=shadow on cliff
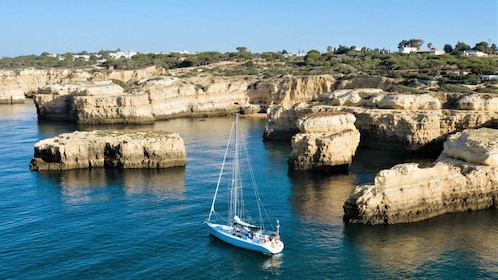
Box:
[350,143,439,185]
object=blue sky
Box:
[1,0,497,57]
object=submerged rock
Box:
[30,130,186,171]
[343,128,498,224]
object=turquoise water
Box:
[1,101,497,279]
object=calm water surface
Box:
[1,101,497,279]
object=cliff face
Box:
[0,66,164,104]
[264,89,498,151]
[289,112,360,171]
[30,130,186,171]
[33,73,336,124]
[343,128,498,224]
[248,75,335,107]
[142,76,256,119]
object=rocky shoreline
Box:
[2,66,497,224]
[343,128,498,224]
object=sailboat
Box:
[205,113,284,254]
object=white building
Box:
[398,45,418,53]
[463,50,487,56]
[482,75,498,81]
[399,45,444,55]
[109,50,138,59]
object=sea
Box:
[1,101,497,280]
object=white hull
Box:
[206,114,284,254]
[206,222,284,254]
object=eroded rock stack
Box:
[343,127,498,224]
[288,112,360,171]
[30,130,186,171]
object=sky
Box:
[1,0,497,57]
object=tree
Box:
[427,42,433,50]
[473,41,491,53]
[409,39,424,50]
[443,44,453,53]
[398,40,410,48]
[304,49,321,65]
[236,47,248,53]
[453,41,471,54]
[334,45,350,54]
[398,39,424,49]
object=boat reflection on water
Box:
[262,253,283,273]
[344,210,498,276]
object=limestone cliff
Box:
[33,74,335,124]
[265,89,498,151]
[142,76,256,119]
[343,128,498,224]
[289,112,360,171]
[0,66,164,104]
[30,130,186,171]
[248,75,335,107]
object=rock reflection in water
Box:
[121,167,185,198]
[49,167,186,203]
[344,210,498,276]
[289,171,355,225]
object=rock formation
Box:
[343,128,498,224]
[33,74,336,124]
[248,75,335,107]
[0,66,164,104]
[33,80,152,123]
[264,89,498,152]
[457,93,498,112]
[288,112,360,171]
[30,130,186,171]
[142,75,256,119]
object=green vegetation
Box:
[1,41,497,92]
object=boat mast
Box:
[207,118,236,222]
[230,113,240,225]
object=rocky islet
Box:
[30,130,186,171]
